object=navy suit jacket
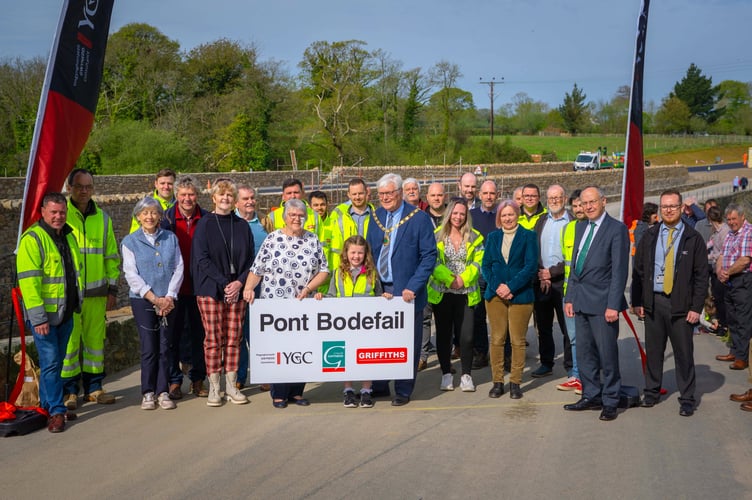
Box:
[564,213,629,314]
[367,201,437,310]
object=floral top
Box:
[250,229,328,299]
[439,236,470,295]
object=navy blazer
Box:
[367,201,437,310]
[564,213,629,314]
[481,227,538,304]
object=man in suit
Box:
[368,173,437,406]
[563,186,629,421]
[631,190,708,417]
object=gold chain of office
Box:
[372,207,421,245]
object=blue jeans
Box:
[31,319,73,416]
[238,318,249,384]
[563,299,579,379]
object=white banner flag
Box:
[249,296,414,383]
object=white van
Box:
[573,151,601,171]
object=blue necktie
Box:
[378,212,394,278]
[575,221,595,275]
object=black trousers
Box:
[533,286,572,370]
[644,293,696,405]
[725,273,752,362]
[433,293,474,376]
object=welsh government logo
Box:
[322,341,345,372]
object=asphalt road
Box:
[3,174,751,499]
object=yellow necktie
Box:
[663,227,675,295]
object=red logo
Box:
[356,348,408,364]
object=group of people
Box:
[19,165,752,433]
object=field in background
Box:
[503,134,750,162]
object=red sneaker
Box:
[556,377,582,393]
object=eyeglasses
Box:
[286,213,306,220]
[580,199,602,207]
[377,190,400,199]
[660,205,681,211]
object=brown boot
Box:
[191,380,209,397]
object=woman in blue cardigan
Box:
[482,199,538,400]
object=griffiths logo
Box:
[322,341,345,372]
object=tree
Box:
[400,68,429,146]
[558,83,590,135]
[183,39,257,97]
[713,80,752,135]
[654,96,691,134]
[428,60,464,145]
[100,23,181,123]
[0,57,45,176]
[593,85,629,134]
[671,63,723,124]
[508,92,549,134]
[299,40,379,161]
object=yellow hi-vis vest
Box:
[17,223,84,327]
[327,202,374,271]
[428,228,484,307]
[264,200,321,238]
[332,268,377,297]
[561,220,577,295]
[67,199,120,297]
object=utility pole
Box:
[479,77,503,142]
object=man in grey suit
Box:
[563,186,629,421]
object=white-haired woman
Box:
[122,197,184,410]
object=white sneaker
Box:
[440,373,454,391]
[141,392,156,410]
[460,374,476,392]
[158,392,176,410]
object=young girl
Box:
[315,235,391,408]
[698,294,720,335]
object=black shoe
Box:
[289,397,310,406]
[564,397,603,411]
[488,382,504,398]
[640,397,658,408]
[599,405,618,421]
[679,403,695,417]
[391,395,410,406]
[531,365,553,378]
[472,353,489,369]
[509,383,522,399]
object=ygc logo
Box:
[322,341,346,372]
[276,351,313,365]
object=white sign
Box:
[249,296,415,383]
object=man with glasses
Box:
[631,190,707,417]
[368,173,437,406]
[62,168,120,409]
[564,186,629,421]
[532,184,573,380]
[519,183,546,230]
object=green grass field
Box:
[503,134,750,162]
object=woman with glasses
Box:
[191,179,255,407]
[428,198,485,392]
[482,199,538,399]
[244,198,330,408]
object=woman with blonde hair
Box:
[428,198,484,392]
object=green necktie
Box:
[663,227,676,295]
[575,221,595,275]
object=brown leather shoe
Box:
[191,380,209,397]
[716,353,736,362]
[730,360,749,370]
[741,402,752,412]
[417,359,427,372]
[168,383,183,400]
[259,384,271,392]
[47,414,65,433]
[730,389,752,402]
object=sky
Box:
[2,0,751,111]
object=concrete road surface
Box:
[3,313,751,499]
